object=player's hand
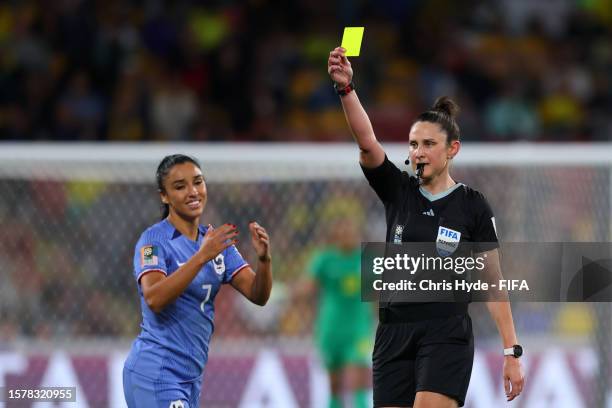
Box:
[249,221,270,261]
[328,47,353,88]
[503,357,524,401]
[198,224,238,262]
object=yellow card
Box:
[341,27,364,57]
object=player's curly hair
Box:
[415,96,461,143]
[156,154,202,220]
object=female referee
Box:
[328,47,524,408]
[123,154,272,408]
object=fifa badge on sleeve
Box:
[141,245,159,267]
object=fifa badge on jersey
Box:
[393,225,404,244]
[213,254,226,275]
[436,226,461,257]
[140,245,158,267]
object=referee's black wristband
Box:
[334,81,355,96]
[258,254,271,263]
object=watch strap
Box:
[504,344,523,357]
[334,81,355,96]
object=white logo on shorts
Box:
[169,400,185,408]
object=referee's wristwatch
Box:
[334,81,355,96]
[503,344,523,358]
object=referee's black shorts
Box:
[373,311,474,407]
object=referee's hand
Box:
[504,357,524,401]
[328,47,353,88]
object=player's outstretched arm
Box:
[328,47,385,168]
[231,222,272,306]
[141,224,238,313]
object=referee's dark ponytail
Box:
[156,154,202,220]
[416,96,461,143]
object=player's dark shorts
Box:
[373,310,474,407]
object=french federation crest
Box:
[213,254,226,275]
[436,226,461,257]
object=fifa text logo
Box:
[438,227,459,240]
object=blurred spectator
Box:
[55,71,105,140]
[150,68,197,140]
[485,79,539,140]
[107,66,149,141]
[538,80,585,140]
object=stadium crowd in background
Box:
[0,1,603,348]
[1,0,612,142]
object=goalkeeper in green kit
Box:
[298,213,373,408]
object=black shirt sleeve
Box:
[360,155,403,205]
[471,191,500,252]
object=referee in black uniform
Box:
[328,47,525,408]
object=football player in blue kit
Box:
[123,154,272,408]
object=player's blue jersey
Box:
[124,219,249,383]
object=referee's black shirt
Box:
[362,155,499,321]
